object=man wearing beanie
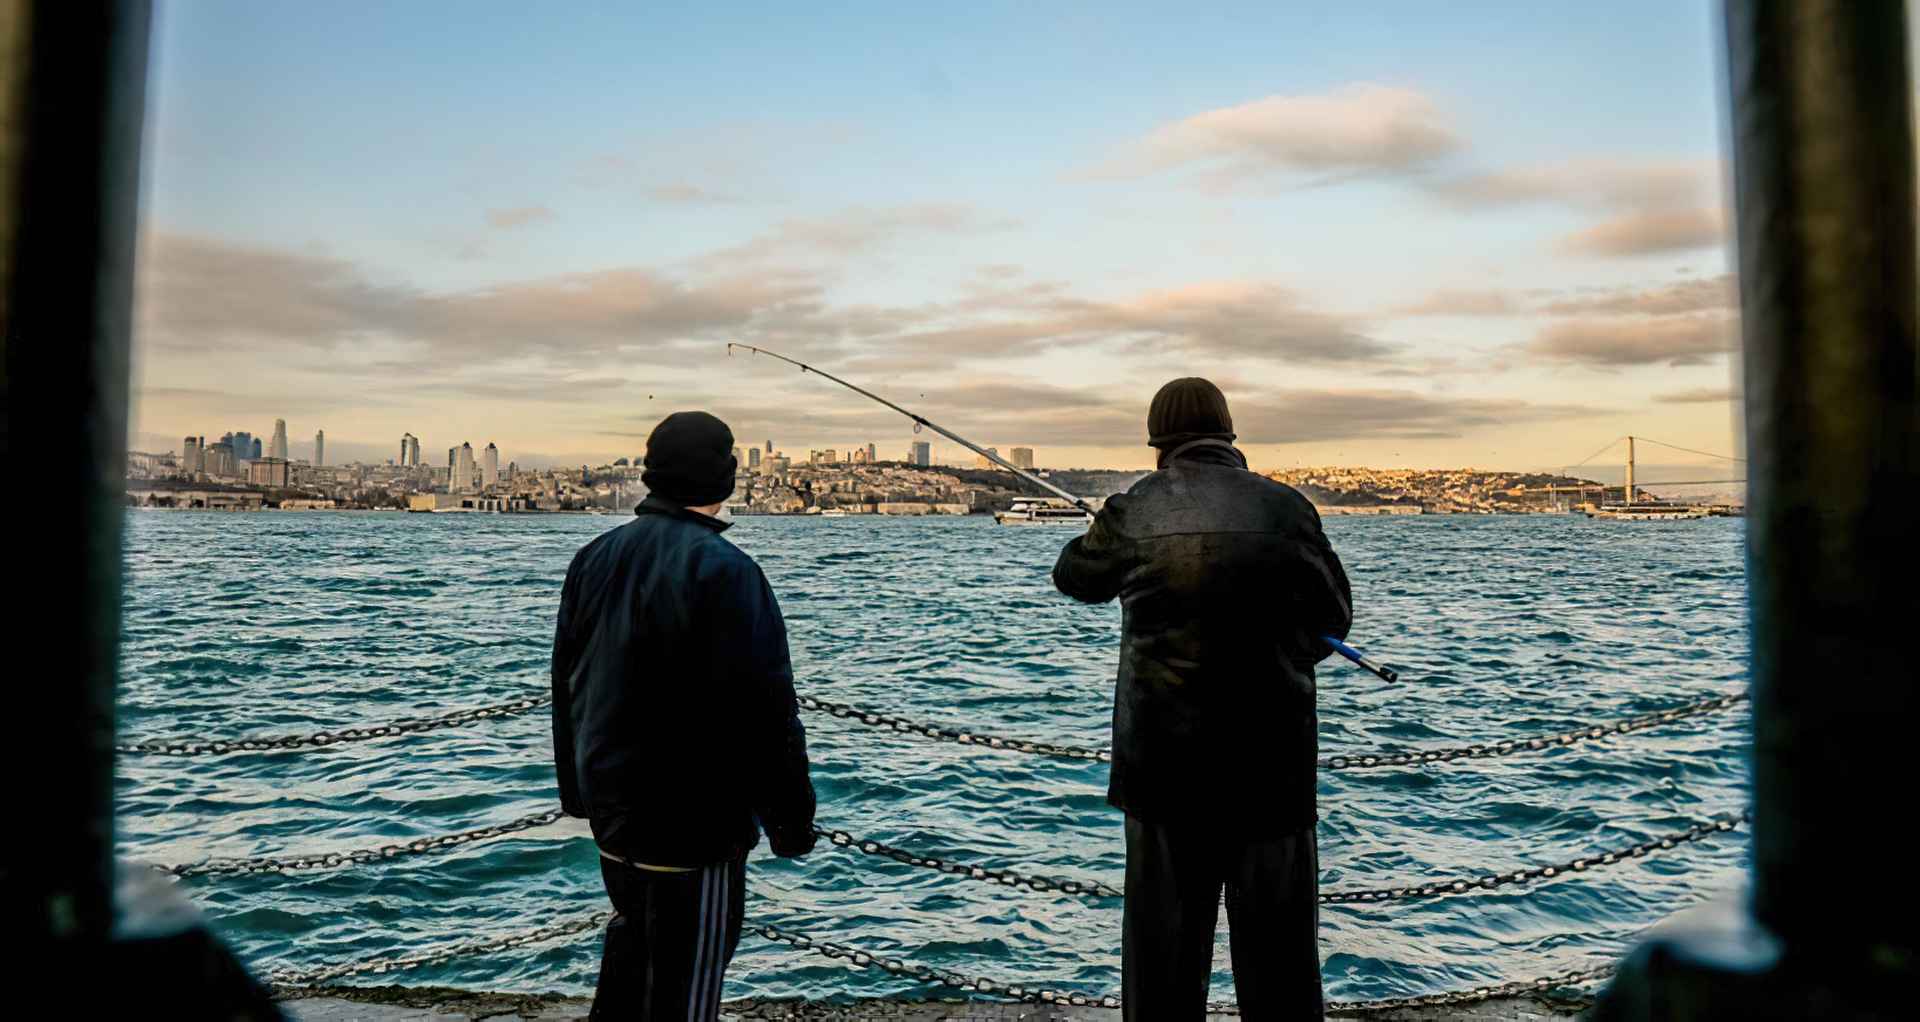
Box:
[552,410,816,1020]
[1053,378,1352,1020]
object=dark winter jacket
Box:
[1052,441,1351,833]
[553,496,815,866]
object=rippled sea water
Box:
[116,509,1751,1004]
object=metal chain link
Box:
[162,808,567,878]
[1321,692,1748,771]
[266,907,1615,1012]
[817,811,1745,906]
[803,691,1746,771]
[117,692,552,757]
[265,909,612,988]
[813,826,1125,899]
[798,695,1112,762]
[756,920,1614,1015]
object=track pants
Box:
[590,855,746,1021]
[1122,815,1322,1021]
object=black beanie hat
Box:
[1147,377,1235,449]
[643,411,738,507]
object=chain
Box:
[801,691,1746,771]
[817,811,1745,906]
[162,808,568,878]
[1319,810,1747,904]
[264,906,1615,1011]
[1321,692,1748,771]
[265,909,611,988]
[117,692,552,757]
[756,920,1613,1014]
[813,826,1124,899]
[798,695,1112,762]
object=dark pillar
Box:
[1594,1,1918,1016]
[4,4,280,1015]
[2,0,151,952]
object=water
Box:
[116,510,1751,1003]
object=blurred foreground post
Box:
[2,2,277,1014]
[1596,1,1918,1017]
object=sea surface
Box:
[116,510,1751,1005]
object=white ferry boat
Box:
[993,497,1094,526]
[1586,503,1708,521]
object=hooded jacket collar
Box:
[635,494,732,533]
[1160,437,1249,471]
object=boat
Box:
[1585,503,1708,521]
[993,497,1093,526]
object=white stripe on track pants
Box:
[590,855,746,1021]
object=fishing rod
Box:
[725,342,1400,683]
[726,343,1093,512]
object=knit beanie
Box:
[1146,377,1235,449]
[642,411,738,506]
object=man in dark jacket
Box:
[1053,378,1352,1020]
[553,410,816,1021]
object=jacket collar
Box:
[1160,438,1248,471]
[635,494,732,533]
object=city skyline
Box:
[132,3,1749,471]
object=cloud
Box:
[1527,314,1734,367]
[699,203,1014,267]
[1394,289,1517,316]
[1653,386,1738,404]
[1433,158,1723,258]
[1540,274,1735,315]
[484,205,555,229]
[1100,84,1464,188]
[647,183,740,204]
[1558,208,1723,257]
[1232,388,1603,443]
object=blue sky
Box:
[133,1,1742,473]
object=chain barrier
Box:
[1321,692,1749,771]
[798,695,1112,762]
[117,692,551,757]
[804,691,1747,771]
[265,909,612,988]
[817,810,1746,906]
[162,808,567,878]
[270,904,1616,1011]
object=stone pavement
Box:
[277,986,1589,1021]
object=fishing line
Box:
[726,342,1399,683]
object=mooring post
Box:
[1595,1,1919,1016]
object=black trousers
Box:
[1122,815,1322,1021]
[590,856,746,1021]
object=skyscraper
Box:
[482,443,499,488]
[270,419,288,460]
[400,433,420,466]
[866,443,877,463]
[975,447,1000,469]
[766,440,774,454]
[314,430,326,466]
[182,436,203,475]
[228,431,254,465]
[1011,447,1034,470]
[748,447,761,470]
[910,441,930,467]
[453,442,477,492]
[250,436,263,460]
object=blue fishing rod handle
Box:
[1323,635,1398,683]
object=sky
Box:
[130,1,1748,474]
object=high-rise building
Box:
[910,441,931,467]
[866,443,877,463]
[204,441,235,478]
[182,436,204,475]
[314,430,326,467]
[269,419,288,460]
[974,447,1000,469]
[482,443,499,488]
[250,437,263,460]
[451,442,477,492]
[249,458,289,488]
[1010,447,1035,470]
[400,433,421,466]
[227,431,254,465]
[766,440,774,454]
[748,447,761,470]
